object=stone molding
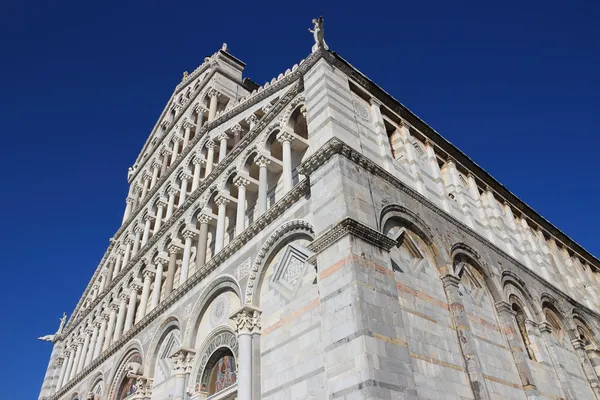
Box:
[298,137,600,322]
[48,178,310,400]
[65,68,310,333]
[307,217,397,255]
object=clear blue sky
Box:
[1,0,599,397]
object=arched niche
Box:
[114,353,143,400]
[149,326,182,399]
[195,331,239,397]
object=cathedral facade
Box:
[38,21,600,400]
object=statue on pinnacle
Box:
[309,16,328,52]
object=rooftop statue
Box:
[309,16,328,52]
[37,312,67,342]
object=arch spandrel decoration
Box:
[244,219,314,305]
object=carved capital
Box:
[157,198,169,209]
[216,132,229,141]
[125,196,136,205]
[193,155,206,165]
[207,88,219,98]
[276,131,295,144]
[245,114,259,126]
[197,213,213,225]
[171,134,183,144]
[161,147,172,157]
[170,347,196,374]
[143,269,156,279]
[214,195,230,207]
[230,306,262,335]
[538,321,553,334]
[151,160,162,170]
[180,172,193,181]
[109,303,120,312]
[167,246,181,256]
[261,104,273,114]
[182,229,198,240]
[441,274,460,289]
[183,120,195,130]
[495,301,516,316]
[233,175,250,188]
[119,293,130,302]
[206,139,217,149]
[143,213,155,222]
[231,124,244,134]
[255,155,271,168]
[134,225,144,234]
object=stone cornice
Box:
[307,217,396,255]
[325,50,600,274]
[64,71,312,334]
[48,178,310,400]
[299,137,600,322]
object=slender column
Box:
[234,176,249,236]
[256,156,270,216]
[93,315,108,358]
[231,307,261,400]
[91,284,99,301]
[495,301,538,396]
[98,270,107,293]
[132,226,142,257]
[178,172,192,206]
[245,114,258,131]
[217,132,229,162]
[123,197,135,223]
[104,304,118,351]
[151,258,165,308]
[204,140,216,177]
[150,161,161,188]
[195,214,212,269]
[539,322,577,399]
[140,175,151,199]
[70,338,84,379]
[232,124,243,146]
[84,326,98,367]
[131,185,141,210]
[572,339,600,398]
[277,131,295,193]
[166,188,177,219]
[179,229,197,285]
[214,196,230,253]
[160,148,171,176]
[65,344,78,382]
[182,122,194,148]
[191,156,205,191]
[208,89,219,122]
[57,351,69,389]
[124,283,141,332]
[113,293,129,342]
[441,275,491,400]
[154,200,167,233]
[170,135,182,165]
[142,215,152,246]
[122,239,133,268]
[139,270,154,319]
[194,105,206,134]
[113,248,124,279]
[165,247,179,296]
[105,258,115,285]
[171,348,195,400]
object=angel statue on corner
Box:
[309,16,329,52]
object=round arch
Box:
[191,327,239,395]
[143,315,182,376]
[244,219,314,305]
[183,274,242,346]
[106,341,144,400]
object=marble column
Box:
[572,339,600,398]
[154,200,167,233]
[57,352,69,389]
[113,249,124,279]
[183,122,194,149]
[123,197,135,223]
[104,304,118,351]
[277,131,294,193]
[91,284,99,301]
[539,322,577,399]
[85,325,98,367]
[441,275,491,400]
[204,140,216,177]
[495,301,538,397]
[160,148,171,176]
[179,229,197,285]
[132,226,142,257]
[70,338,84,379]
[195,214,212,269]
[93,315,108,358]
[171,348,196,400]
[178,172,192,206]
[151,258,165,309]
[113,293,129,342]
[141,175,151,199]
[132,185,141,210]
[232,124,243,146]
[191,155,205,191]
[64,344,77,382]
[256,155,270,216]
[245,114,258,131]
[170,135,182,165]
[139,270,154,319]
[124,282,141,332]
[105,258,115,286]
[217,132,229,162]
[165,248,178,297]
[150,161,161,189]
[234,176,249,236]
[142,215,152,246]
[166,188,177,219]
[208,89,219,122]
[194,105,206,134]
[214,196,230,254]
[231,307,261,400]
[122,239,133,268]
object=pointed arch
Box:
[244,219,314,305]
